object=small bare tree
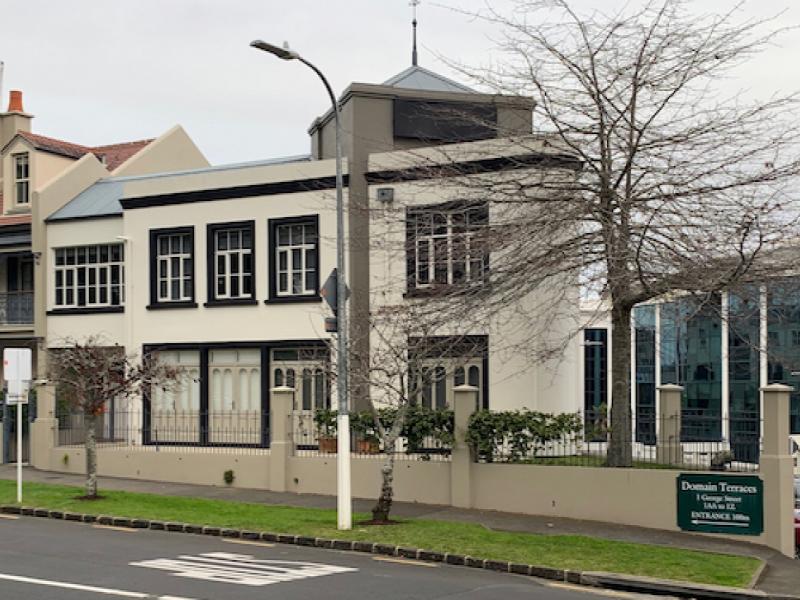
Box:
[47,337,180,499]
[411,0,800,466]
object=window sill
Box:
[264,295,322,305]
[47,306,124,315]
[203,298,259,307]
[146,302,198,310]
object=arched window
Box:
[454,366,465,387]
[434,365,446,409]
[286,368,296,389]
[274,368,284,387]
[314,369,326,409]
[468,365,480,387]
[302,369,312,410]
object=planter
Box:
[318,436,338,454]
[356,439,380,454]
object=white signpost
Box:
[4,348,31,504]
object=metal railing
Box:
[291,410,452,461]
[57,409,270,454]
[0,291,33,325]
[473,411,762,472]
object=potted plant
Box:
[314,409,337,453]
[353,411,381,454]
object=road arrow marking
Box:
[130,552,357,587]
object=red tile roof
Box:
[0,193,32,227]
[14,131,153,170]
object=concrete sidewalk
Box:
[2,464,797,596]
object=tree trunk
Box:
[607,304,633,467]
[84,412,98,498]
[371,456,395,522]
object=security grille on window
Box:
[407,202,488,290]
[157,232,193,302]
[14,154,30,205]
[213,226,253,299]
[275,221,318,296]
[54,244,124,308]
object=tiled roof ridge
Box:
[14,131,153,170]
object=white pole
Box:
[16,399,22,503]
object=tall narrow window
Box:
[149,227,194,307]
[269,216,320,301]
[14,154,30,205]
[407,202,488,292]
[207,221,255,303]
[53,243,124,309]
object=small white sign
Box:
[3,348,32,383]
[130,552,357,587]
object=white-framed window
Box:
[152,229,193,303]
[413,359,483,410]
[14,153,30,205]
[211,223,254,300]
[270,217,319,298]
[53,243,124,308]
[271,348,330,411]
[408,202,488,290]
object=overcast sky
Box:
[1,0,798,165]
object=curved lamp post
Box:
[250,40,351,530]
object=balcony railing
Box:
[0,291,33,325]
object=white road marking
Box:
[372,556,439,568]
[221,538,275,548]
[130,551,357,587]
[92,524,138,532]
[0,572,196,599]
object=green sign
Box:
[677,474,763,536]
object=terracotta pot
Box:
[318,436,338,454]
[356,439,380,454]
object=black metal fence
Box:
[474,411,762,472]
[56,410,270,453]
[291,411,452,460]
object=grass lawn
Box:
[0,480,760,588]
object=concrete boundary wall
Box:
[26,384,795,556]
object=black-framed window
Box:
[267,215,320,302]
[206,221,255,305]
[406,201,488,293]
[53,244,124,309]
[149,227,195,308]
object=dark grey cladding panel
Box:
[393,99,498,142]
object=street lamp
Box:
[250,40,352,530]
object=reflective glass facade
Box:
[634,306,656,444]
[767,284,800,434]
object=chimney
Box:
[7,90,23,113]
[0,89,33,161]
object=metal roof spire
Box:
[410,0,420,66]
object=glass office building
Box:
[583,290,800,446]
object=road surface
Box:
[0,514,660,599]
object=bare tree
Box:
[405,0,800,466]
[47,337,180,498]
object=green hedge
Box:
[313,405,454,451]
[466,410,583,462]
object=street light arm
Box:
[298,57,338,117]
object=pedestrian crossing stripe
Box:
[130,552,357,587]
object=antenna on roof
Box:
[410,0,420,66]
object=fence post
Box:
[760,383,795,557]
[30,384,58,471]
[269,386,294,493]
[656,384,683,466]
[451,385,477,508]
